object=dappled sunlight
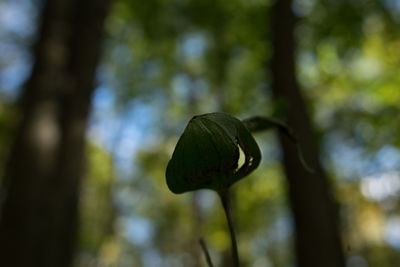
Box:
[385,215,400,249]
[361,171,400,202]
[1,0,400,266]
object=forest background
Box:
[0,0,400,266]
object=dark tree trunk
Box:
[0,0,111,266]
[270,0,345,266]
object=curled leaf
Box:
[166,112,261,194]
[243,116,315,173]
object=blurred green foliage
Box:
[76,143,115,264]
[1,0,400,266]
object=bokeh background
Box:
[0,0,400,266]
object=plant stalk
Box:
[199,238,214,267]
[218,189,239,267]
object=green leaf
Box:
[242,116,315,173]
[166,112,261,194]
[242,116,295,142]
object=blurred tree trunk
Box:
[270,0,345,266]
[0,0,111,266]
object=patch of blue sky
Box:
[88,100,120,152]
[171,73,193,98]
[0,50,32,99]
[195,190,217,213]
[113,186,135,214]
[122,215,154,246]
[0,0,38,37]
[0,0,36,100]
[170,73,211,112]
[326,138,370,179]
[119,99,158,146]
[384,215,400,250]
[92,85,116,111]
[322,132,400,180]
[113,127,141,173]
[384,0,400,12]
[89,84,160,175]
[0,41,23,56]
[178,32,207,60]
[269,212,294,242]
[142,250,163,267]
[292,0,316,17]
[374,145,400,171]
[297,50,320,88]
[111,44,133,66]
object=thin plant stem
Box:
[218,189,239,267]
[199,238,214,267]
